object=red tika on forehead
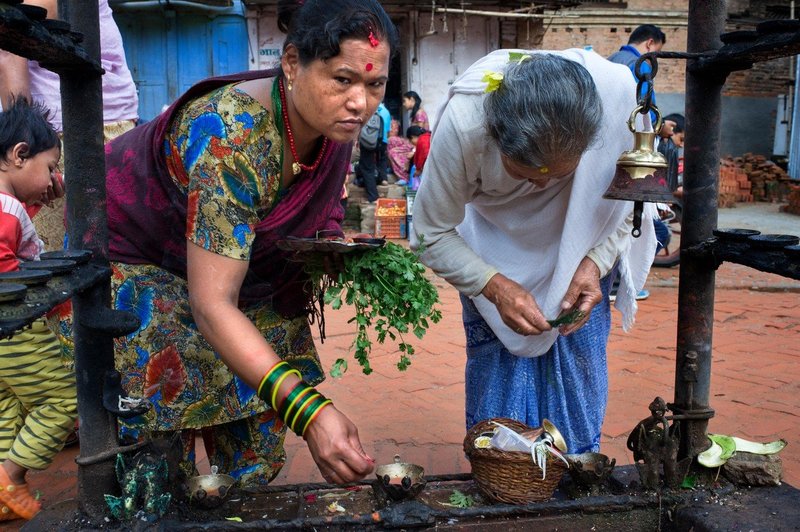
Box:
[365,63,374,72]
[368,31,380,47]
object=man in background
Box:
[608,24,673,139]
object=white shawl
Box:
[429,48,656,357]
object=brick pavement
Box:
[12,243,800,528]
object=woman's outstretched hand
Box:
[303,405,375,484]
[557,256,602,335]
[482,273,551,335]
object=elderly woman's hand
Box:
[304,405,375,485]
[482,273,552,335]
[557,257,603,335]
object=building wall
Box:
[243,1,790,156]
[532,0,789,157]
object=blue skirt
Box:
[461,275,613,454]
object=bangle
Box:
[294,394,329,435]
[270,368,301,410]
[279,382,313,422]
[301,399,333,437]
[289,392,323,434]
[257,361,290,399]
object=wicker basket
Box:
[464,418,567,504]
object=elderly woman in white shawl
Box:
[410,49,656,454]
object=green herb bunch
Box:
[306,242,442,377]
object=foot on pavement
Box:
[0,468,41,520]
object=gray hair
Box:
[484,54,602,168]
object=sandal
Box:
[1,504,20,521]
[0,467,40,520]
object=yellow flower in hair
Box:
[482,71,504,93]
[539,166,550,174]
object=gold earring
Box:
[287,78,293,91]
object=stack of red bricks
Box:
[781,183,800,216]
[722,154,792,204]
[719,157,753,208]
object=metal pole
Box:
[673,0,728,458]
[60,0,118,518]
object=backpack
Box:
[359,110,382,150]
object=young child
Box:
[0,97,74,522]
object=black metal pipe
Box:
[60,0,117,518]
[674,0,729,459]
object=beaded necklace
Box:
[273,77,329,175]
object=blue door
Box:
[113,1,249,121]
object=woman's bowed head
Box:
[485,53,602,194]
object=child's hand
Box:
[36,172,65,207]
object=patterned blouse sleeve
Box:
[165,86,282,261]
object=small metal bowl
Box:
[373,454,426,503]
[566,452,616,488]
[187,466,236,509]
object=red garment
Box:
[0,211,22,272]
[413,132,431,174]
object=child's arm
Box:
[0,212,22,272]
[0,1,56,108]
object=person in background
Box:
[607,24,672,138]
[402,90,429,130]
[0,0,139,252]
[386,92,428,185]
[355,107,383,203]
[0,0,139,448]
[0,97,73,522]
[663,112,685,192]
[387,118,413,184]
[52,0,398,488]
[406,124,430,177]
[411,49,656,454]
[376,101,391,183]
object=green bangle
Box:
[301,399,333,437]
[257,361,290,399]
[270,369,301,411]
[278,381,311,422]
[289,392,322,435]
[293,393,329,435]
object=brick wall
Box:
[521,1,793,98]
[535,22,689,96]
[725,57,794,98]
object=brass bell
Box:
[603,106,674,237]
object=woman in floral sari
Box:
[386,91,429,182]
[55,0,397,488]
